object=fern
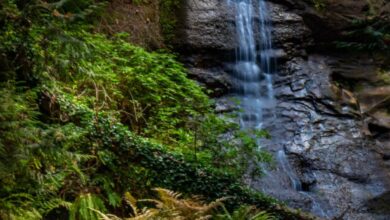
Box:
[95,188,275,220]
[70,193,107,220]
[38,198,72,215]
[95,188,225,220]
[150,187,225,219]
[0,193,41,220]
[216,205,275,220]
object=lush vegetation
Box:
[335,17,390,52]
[0,0,309,220]
[158,0,181,46]
[95,188,275,220]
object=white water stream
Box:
[227,0,327,217]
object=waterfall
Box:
[229,0,301,187]
[228,0,327,217]
[277,150,302,191]
[229,0,275,129]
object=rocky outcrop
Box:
[175,0,236,52]
[272,56,390,219]
[270,0,390,42]
[176,0,390,219]
[176,0,311,95]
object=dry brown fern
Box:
[149,188,226,219]
[95,188,226,220]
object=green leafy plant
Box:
[70,193,107,220]
[217,205,275,220]
[188,113,273,177]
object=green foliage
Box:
[0,84,38,181]
[217,205,275,220]
[96,189,276,220]
[0,194,42,220]
[37,29,210,143]
[188,114,273,177]
[0,83,87,219]
[0,1,309,220]
[96,188,277,220]
[85,116,277,210]
[159,0,181,45]
[335,17,390,52]
[1,0,208,144]
[0,84,41,219]
[70,193,107,220]
[1,0,209,145]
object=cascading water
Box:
[228,0,327,217]
[228,0,275,129]
[277,150,302,191]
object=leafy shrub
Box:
[86,116,276,209]
[0,83,85,219]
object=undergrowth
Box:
[0,1,294,220]
[335,17,390,52]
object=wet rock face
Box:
[175,0,236,52]
[177,0,390,219]
[268,2,312,53]
[179,1,313,47]
[274,56,390,219]
[176,0,311,54]
[177,0,311,96]
[187,67,232,97]
[270,0,390,42]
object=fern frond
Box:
[7,209,41,220]
[92,208,121,220]
[70,193,107,220]
[39,198,72,214]
[127,209,159,220]
[154,187,182,201]
[250,210,275,220]
[97,188,231,220]
[124,192,139,216]
[215,205,275,220]
[152,188,224,219]
[138,199,164,209]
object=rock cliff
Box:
[175,0,390,219]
